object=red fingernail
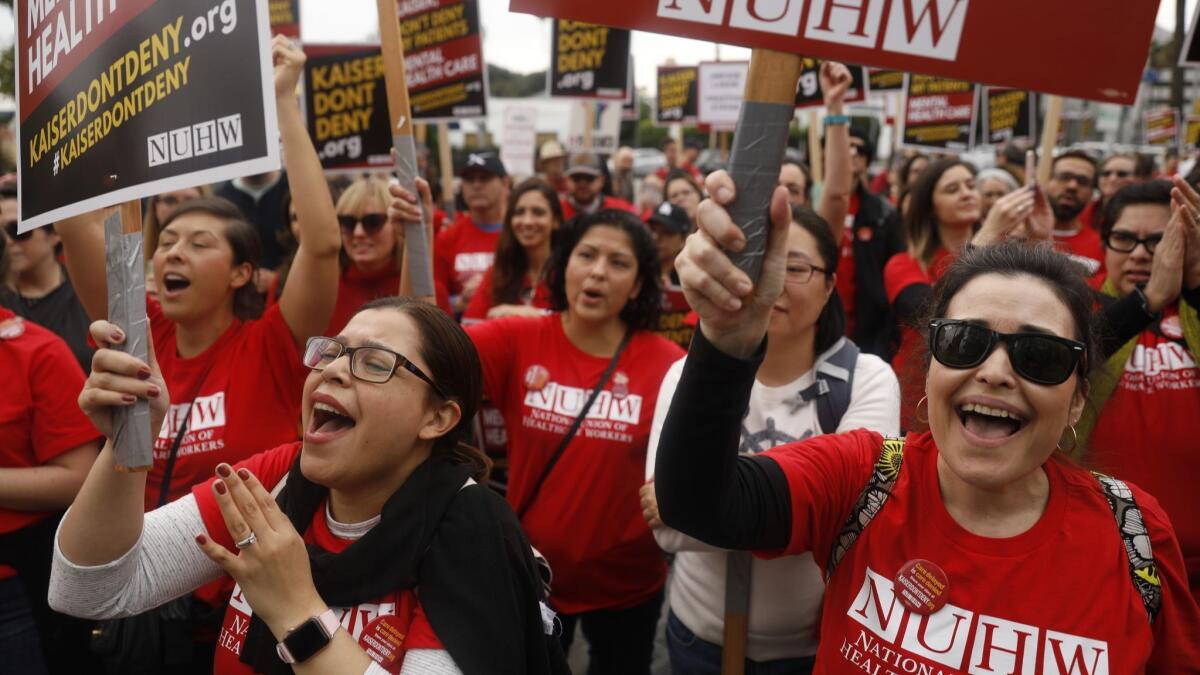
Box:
[237,469,250,480]
[110,330,124,342]
[137,369,151,380]
[122,394,136,403]
[147,386,160,398]
[214,480,227,495]
[216,464,232,478]
[195,534,207,545]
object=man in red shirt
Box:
[653,138,704,183]
[560,152,638,222]
[1046,150,1104,276]
[435,150,509,314]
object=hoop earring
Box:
[1057,425,1078,454]
[915,396,929,425]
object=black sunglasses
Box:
[3,221,31,241]
[1105,231,1163,255]
[303,336,445,396]
[337,213,388,235]
[928,320,1085,386]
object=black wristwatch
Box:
[277,608,339,665]
[1132,285,1158,319]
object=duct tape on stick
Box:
[104,210,153,472]
[393,134,435,299]
[725,100,795,284]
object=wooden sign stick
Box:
[104,201,153,472]
[437,121,454,215]
[376,0,436,299]
[724,49,804,284]
[1036,95,1064,186]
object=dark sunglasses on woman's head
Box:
[928,319,1085,386]
[3,221,31,241]
[337,213,388,235]
[1105,231,1163,254]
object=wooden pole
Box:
[438,121,454,215]
[808,109,824,185]
[1037,95,1064,185]
[719,131,729,161]
[583,101,596,150]
[375,0,435,299]
[416,123,428,145]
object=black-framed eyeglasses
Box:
[928,319,1085,386]
[303,337,445,396]
[784,262,830,285]
[1099,169,1132,179]
[1104,230,1162,254]
[336,213,388,235]
[1050,171,1094,189]
[3,221,31,241]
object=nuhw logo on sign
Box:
[657,0,970,61]
[147,114,244,167]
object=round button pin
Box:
[894,559,950,615]
[357,615,407,672]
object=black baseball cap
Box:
[566,152,605,178]
[458,151,507,178]
[647,202,691,235]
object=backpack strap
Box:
[1092,472,1162,625]
[784,338,860,434]
[826,437,905,582]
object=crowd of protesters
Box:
[0,44,1197,675]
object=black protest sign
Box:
[868,68,905,93]
[303,45,393,174]
[656,65,698,125]
[983,87,1035,144]
[901,74,978,152]
[623,58,639,121]
[398,0,487,121]
[269,0,300,39]
[17,0,279,231]
[1182,6,1200,66]
[794,59,867,109]
[550,20,630,99]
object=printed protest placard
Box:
[982,87,1035,145]
[656,65,698,125]
[1181,6,1200,66]
[566,100,622,152]
[500,105,538,176]
[622,58,639,120]
[303,45,392,174]
[793,58,867,109]
[868,68,905,93]
[1185,116,1200,148]
[698,61,748,129]
[511,0,1155,105]
[1145,109,1180,147]
[398,0,487,121]
[550,20,630,99]
[901,74,978,152]
[17,0,280,231]
[268,0,299,39]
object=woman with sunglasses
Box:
[1083,178,1200,606]
[56,37,342,511]
[51,299,567,674]
[653,171,1200,672]
[640,205,899,674]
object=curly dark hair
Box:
[546,209,662,332]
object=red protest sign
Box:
[509,0,1155,104]
[269,0,301,39]
[1144,109,1180,148]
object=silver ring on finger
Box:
[235,532,258,549]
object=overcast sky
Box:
[0,1,1194,96]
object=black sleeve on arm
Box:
[893,284,932,326]
[1183,284,1200,312]
[1095,291,1156,359]
[655,328,793,551]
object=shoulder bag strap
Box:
[826,437,906,581]
[516,331,633,519]
[1092,472,1162,624]
[156,363,219,508]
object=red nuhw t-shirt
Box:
[884,249,953,432]
[836,194,861,338]
[760,430,1200,674]
[148,297,307,510]
[466,315,685,614]
[1052,225,1104,278]
[461,269,553,324]
[194,443,442,674]
[0,310,99,535]
[1090,305,1200,605]
[433,214,500,300]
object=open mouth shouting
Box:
[161,272,192,298]
[306,393,357,444]
[956,400,1029,447]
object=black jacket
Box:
[847,186,906,360]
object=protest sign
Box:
[622,58,639,120]
[303,45,393,174]
[550,20,630,99]
[510,0,1155,105]
[900,74,978,152]
[1144,108,1180,147]
[868,68,905,93]
[1182,6,1200,66]
[698,61,748,129]
[500,105,538,176]
[1186,117,1200,148]
[794,59,867,108]
[982,87,1035,145]
[567,100,622,152]
[16,0,280,231]
[269,0,300,39]
[397,0,487,121]
[656,65,699,125]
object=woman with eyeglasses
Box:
[652,172,1200,672]
[1083,178,1200,606]
[640,205,899,674]
[51,299,568,674]
[56,37,342,511]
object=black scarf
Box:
[240,452,568,675]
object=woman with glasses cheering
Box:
[52,298,568,674]
[1083,178,1200,606]
[651,171,1200,672]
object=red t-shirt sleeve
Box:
[249,303,309,408]
[1140,488,1200,668]
[191,443,302,552]
[29,333,99,462]
[434,226,456,298]
[463,317,522,408]
[462,270,495,321]
[759,429,883,569]
[883,253,930,305]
